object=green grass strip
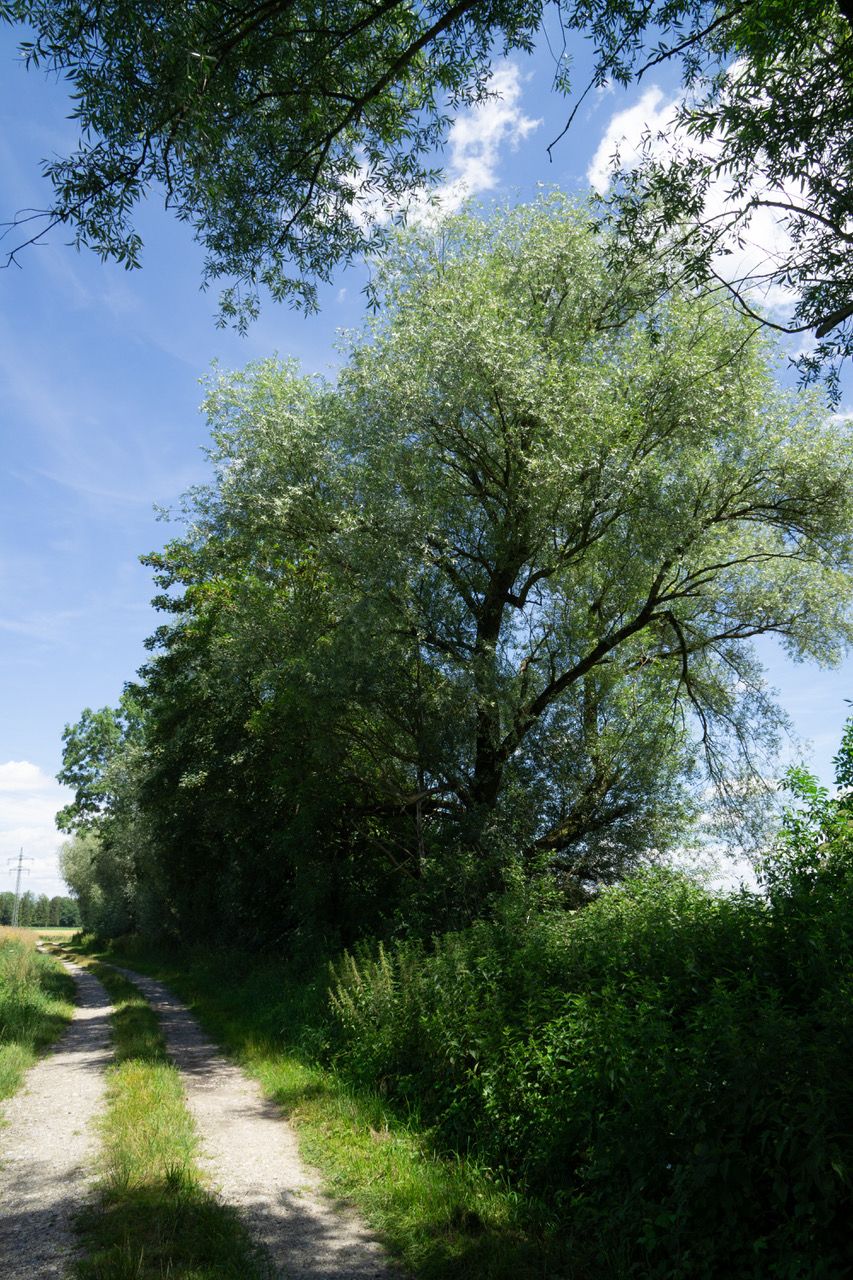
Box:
[0,930,75,1102]
[81,942,566,1280]
[68,954,271,1280]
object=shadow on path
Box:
[0,960,113,1280]
[113,966,399,1280]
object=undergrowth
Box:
[326,868,853,1279]
[77,745,853,1280]
[85,844,853,1280]
[81,941,568,1280]
[0,928,74,1101]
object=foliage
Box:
[84,717,853,1278]
[328,730,853,1277]
[598,0,853,399]
[759,711,853,894]
[0,896,80,926]
[2,0,543,323]
[0,891,80,927]
[56,691,143,833]
[0,931,75,1099]
[82,937,569,1280]
[2,0,851,379]
[57,693,162,938]
[57,198,853,944]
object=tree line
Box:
[57,197,853,946]
[0,891,80,927]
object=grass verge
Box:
[76,940,568,1280]
[66,953,272,1280]
[0,927,75,1101]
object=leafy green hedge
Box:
[330,861,853,1278]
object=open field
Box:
[0,927,79,945]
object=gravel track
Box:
[0,957,113,1280]
[113,966,399,1280]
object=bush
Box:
[329,862,853,1277]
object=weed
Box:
[77,942,569,1280]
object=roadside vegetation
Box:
[85,725,853,1278]
[68,954,269,1280]
[82,938,563,1280]
[0,928,74,1102]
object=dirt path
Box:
[0,958,113,1280]
[113,966,398,1280]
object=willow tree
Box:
[3,1,852,383]
[128,196,851,928]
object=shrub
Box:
[329,862,853,1277]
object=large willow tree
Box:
[63,197,853,939]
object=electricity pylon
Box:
[7,848,32,927]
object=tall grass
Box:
[0,928,75,1100]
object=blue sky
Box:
[0,23,850,896]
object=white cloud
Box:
[587,86,669,196]
[588,80,796,314]
[0,761,56,792]
[0,760,73,897]
[432,61,541,214]
[352,60,541,229]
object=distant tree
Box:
[31,893,50,926]
[1,1,850,382]
[56,896,81,927]
[0,891,13,924]
[17,890,35,927]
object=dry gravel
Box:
[0,957,113,1280]
[113,966,399,1280]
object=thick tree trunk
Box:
[470,563,518,810]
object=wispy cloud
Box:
[0,609,85,645]
[32,466,160,507]
[352,61,541,229]
[432,61,542,214]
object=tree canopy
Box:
[2,1,851,382]
[57,198,853,943]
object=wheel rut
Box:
[0,957,113,1280]
[113,966,399,1280]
